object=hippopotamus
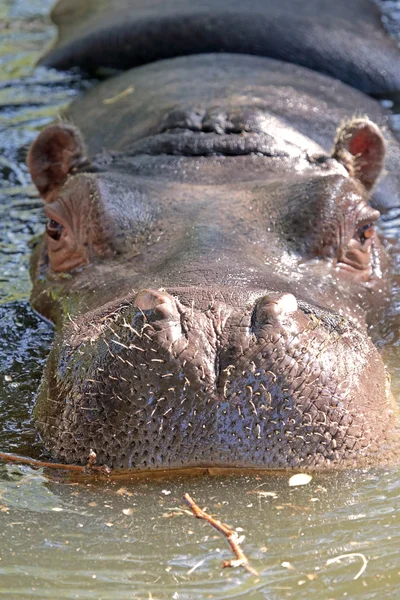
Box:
[27,0,400,471]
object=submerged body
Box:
[27,2,400,470]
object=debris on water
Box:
[122,507,135,516]
[86,449,97,470]
[116,487,133,497]
[0,449,112,476]
[247,490,278,498]
[162,510,183,518]
[187,558,206,575]
[326,552,368,580]
[183,492,259,577]
[164,506,192,517]
[288,474,312,487]
[281,561,296,570]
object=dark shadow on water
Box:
[0,301,53,456]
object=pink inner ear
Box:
[341,122,385,190]
[27,124,88,201]
[348,130,371,157]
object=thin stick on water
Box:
[0,450,111,474]
[183,492,259,576]
[326,553,368,580]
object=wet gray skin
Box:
[41,0,400,95]
[27,1,400,472]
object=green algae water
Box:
[1,1,400,598]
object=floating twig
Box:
[0,450,111,475]
[326,553,368,580]
[187,559,206,575]
[183,492,258,576]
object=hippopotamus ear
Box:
[332,118,385,192]
[27,123,89,201]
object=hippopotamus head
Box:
[27,55,398,471]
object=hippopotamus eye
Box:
[357,223,374,243]
[46,218,63,241]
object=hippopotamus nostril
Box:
[267,293,298,316]
[133,288,183,344]
[252,293,298,328]
[133,288,175,315]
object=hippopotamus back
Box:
[41,0,400,95]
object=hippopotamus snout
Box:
[36,286,392,470]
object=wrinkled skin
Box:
[27,4,400,471]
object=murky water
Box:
[0,1,400,598]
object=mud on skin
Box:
[27,1,400,470]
